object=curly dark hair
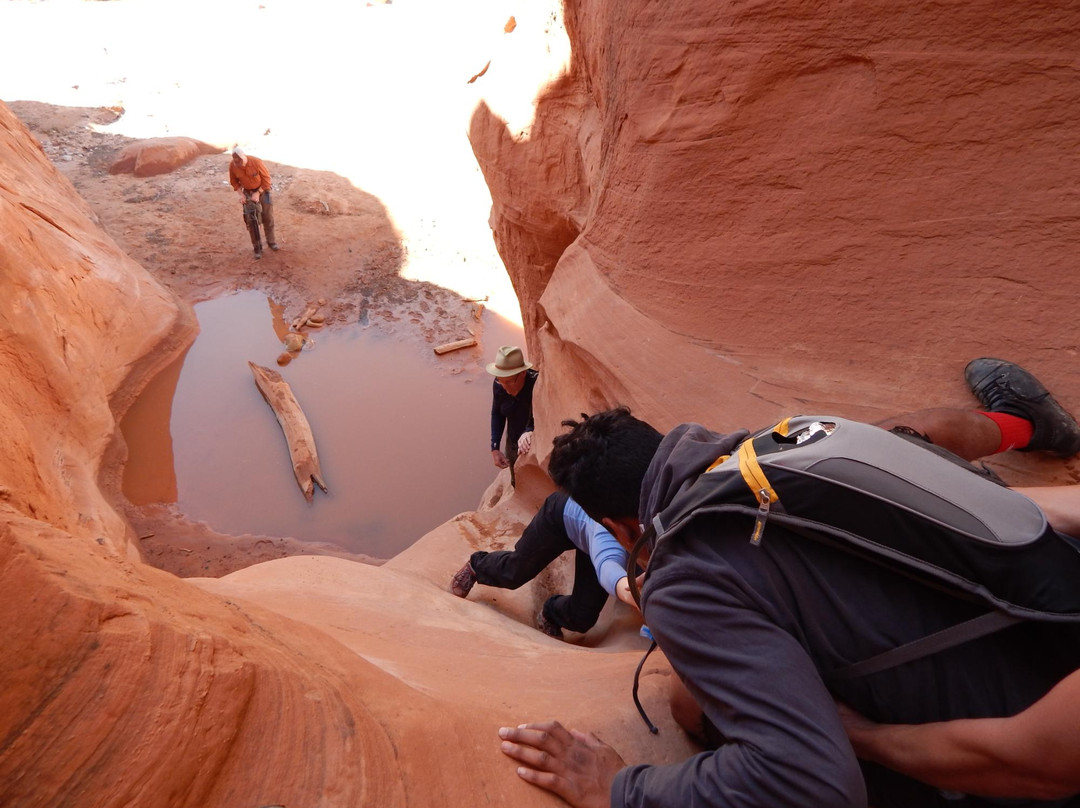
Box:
[548,407,663,521]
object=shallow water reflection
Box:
[122,290,524,559]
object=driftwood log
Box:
[433,337,477,355]
[249,362,328,502]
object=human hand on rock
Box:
[499,721,624,808]
[517,431,533,455]
[492,449,509,469]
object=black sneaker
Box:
[965,358,1080,456]
[450,561,476,598]
[536,610,564,640]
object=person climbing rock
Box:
[449,491,636,639]
[498,358,1080,808]
[487,345,538,487]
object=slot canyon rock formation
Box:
[4,1,1080,806]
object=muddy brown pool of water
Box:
[121,290,524,559]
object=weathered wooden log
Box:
[289,298,327,331]
[290,305,319,332]
[433,337,477,355]
[248,362,328,502]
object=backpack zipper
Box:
[751,489,770,545]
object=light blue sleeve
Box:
[562,497,629,596]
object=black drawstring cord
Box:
[626,524,654,608]
[627,522,659,733]
[632,638,660,734]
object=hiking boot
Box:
[269,243,280,251]
[254,249,262,260]
[536,610,564,640]
[965,358,1080,456]
[449,561,476,598]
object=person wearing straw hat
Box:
[487,345,538,487]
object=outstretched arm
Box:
[610,566,866,808]
[840,669,1080,801]
[562,498,629,598]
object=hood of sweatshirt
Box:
[638,422,751,528]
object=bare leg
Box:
[876,408,1000,462]
[1015,487,1080,538]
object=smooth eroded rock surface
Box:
[0,57,685,806]
[471,0,1080,487]
[109,136,223,177]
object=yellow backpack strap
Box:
[705,454,730,472]
[737,420,787,507]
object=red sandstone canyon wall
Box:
[0,95,693,807]
[472,0,1080,490]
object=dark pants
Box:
[470,491,609,633]
[505,437,519,488]
[242,190,276,250]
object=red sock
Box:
[978,411,1034,453]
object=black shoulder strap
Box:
[626,522,657,609]
[627,521,661,734]
[826,610,1022,682]
[638,496,1027,688]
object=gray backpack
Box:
[629,416,1080,705]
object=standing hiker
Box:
[498,358,1080,808]
[488,345,538,487]
[228,147,278,259]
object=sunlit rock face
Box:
[472,0,1080,486]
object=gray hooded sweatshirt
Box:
[611,423,1080,808]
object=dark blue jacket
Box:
[490,369,538,451]
[613,423,1080,808]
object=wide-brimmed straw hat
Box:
[486,345,533,377]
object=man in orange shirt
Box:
[228,147,278,259]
